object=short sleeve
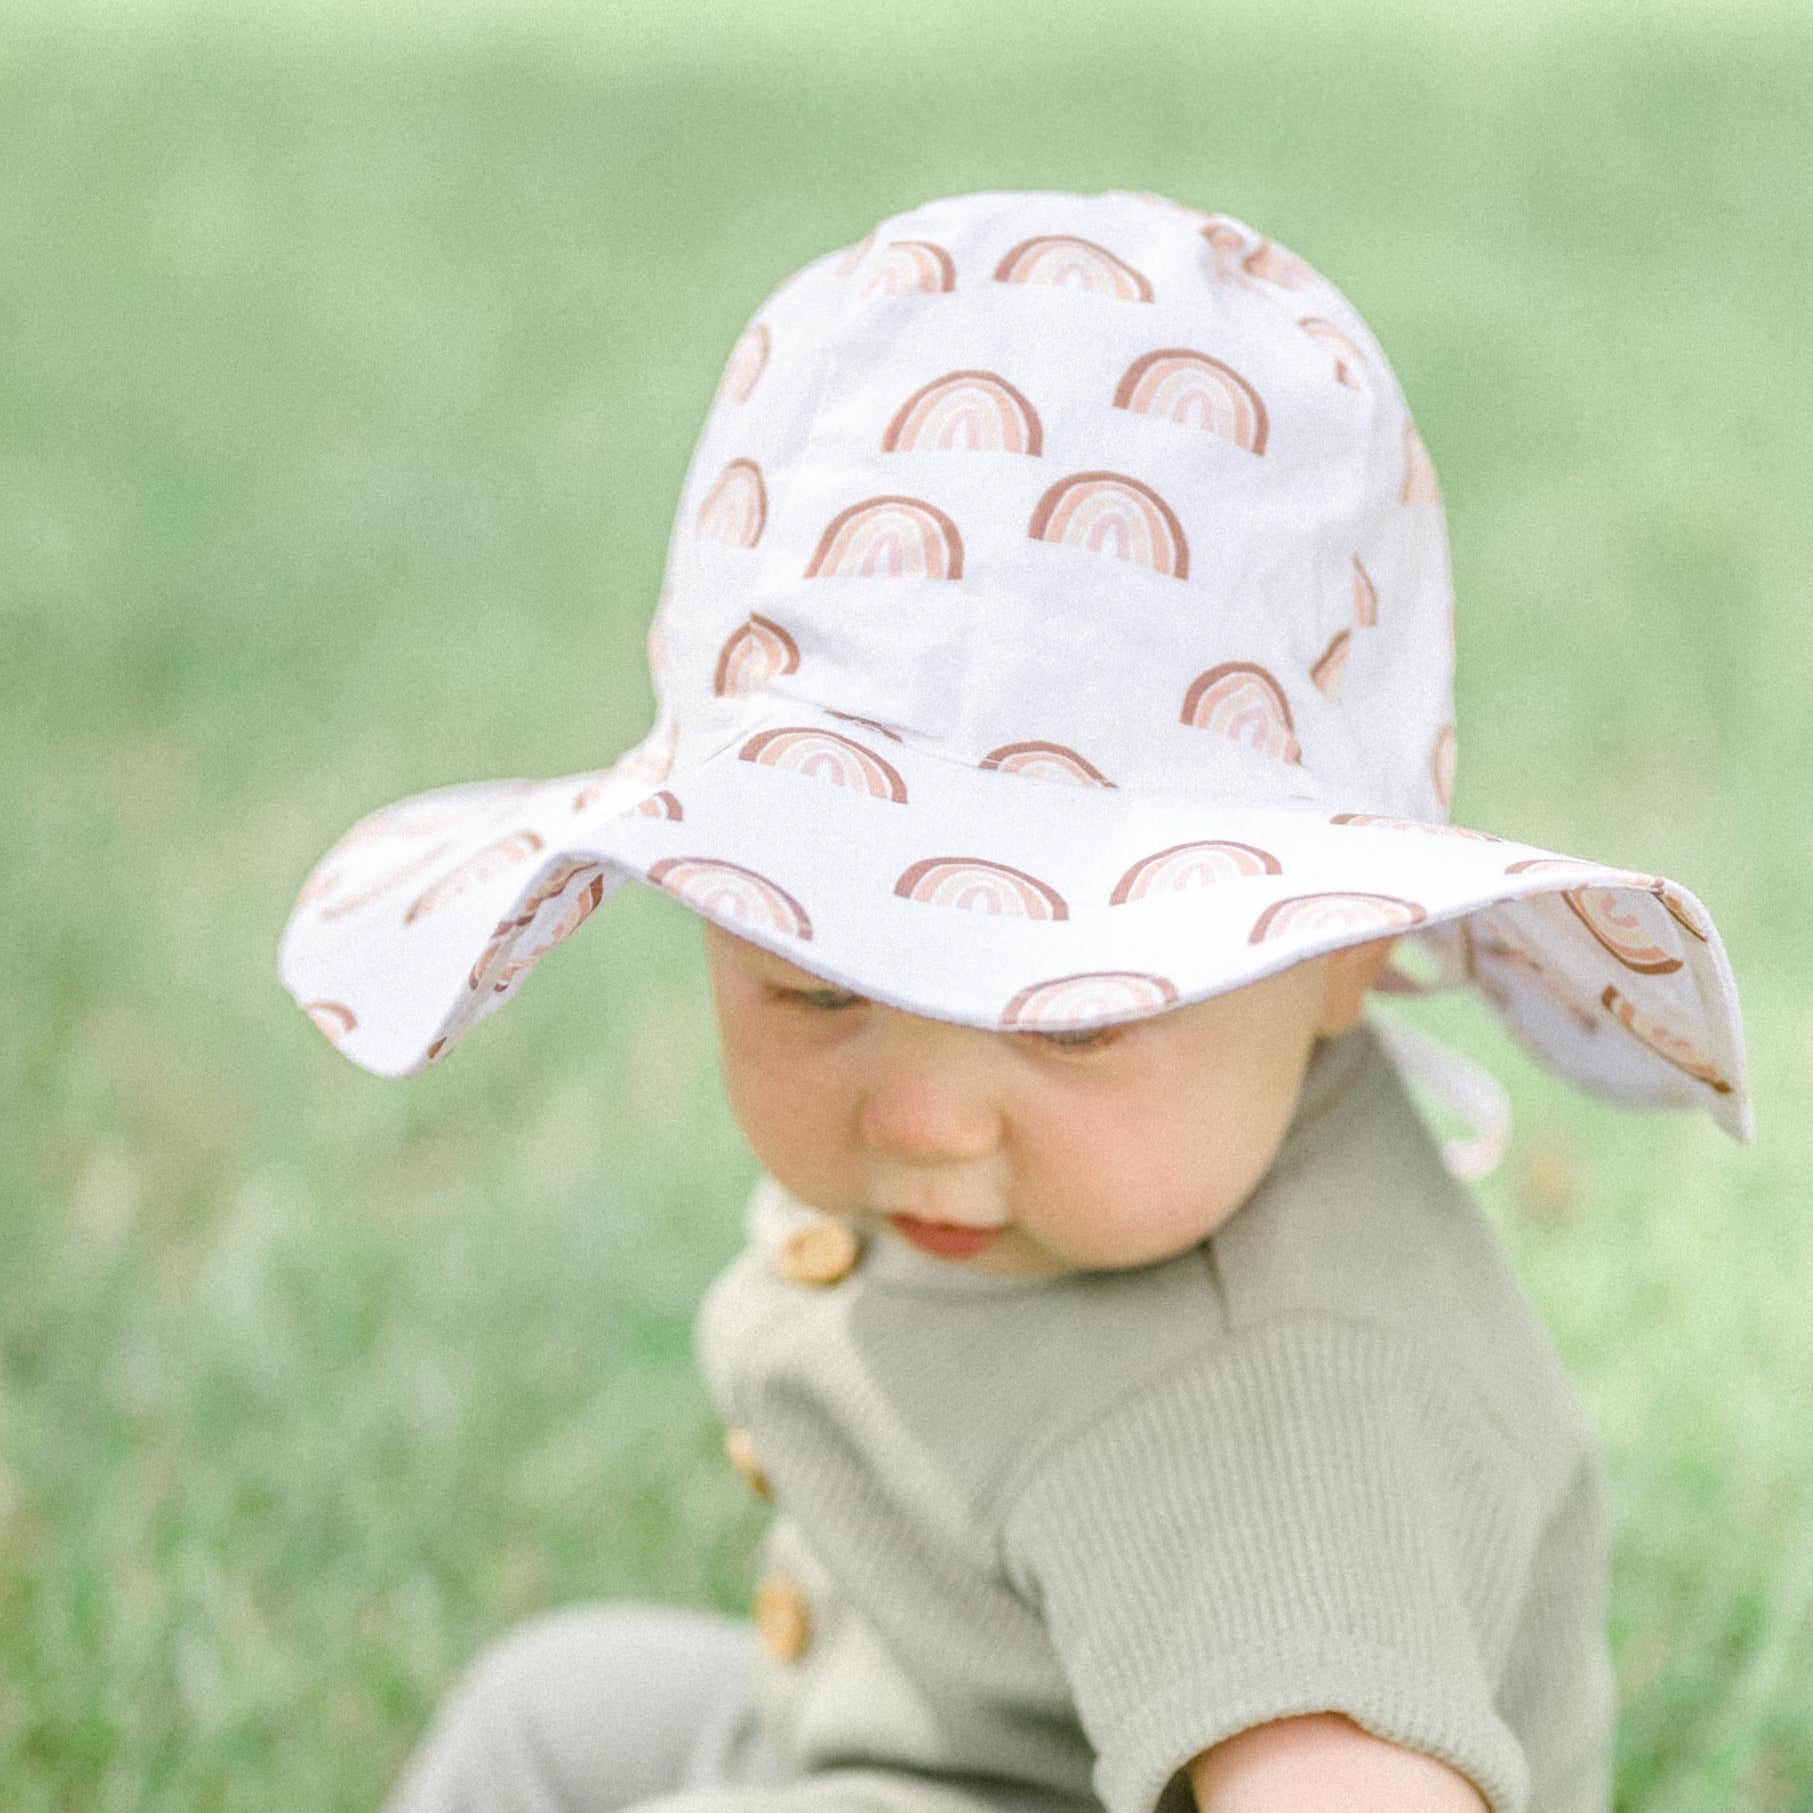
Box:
[1000,1317,1553,1813]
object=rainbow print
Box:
[978,742,1113,787]
[1659,887,1711,941]
[1242,238,1319,290]
[1181,662,1300,763]
[304,1001,357,1043]
[1113,349,1269,455]
[894,856,1068,919]
[1249,892,1427,944]
[1110,839,1282,904]
[738,727,908,803]
[635,790,684,819]
[1401,419,1441,504]
[317,841,452,922]
[1330,814,1499,841]
[1002,971,1179,1028]
[649,857,813,940]
[806,496,965,579]
[1300,317,1368,392]
[696,459,767,548]
[1352,556,1379,626]
[861,241,956,297]
[826,709,903,742]
[714,614,801,697]
[882,370,1043,455]
[994,235,1153,302]
[1562,887,1684,975]
[1311,629,1350,699]
[403,831,545,926]
[1199,218,1253,279]
[467,859,609,994]
[1431,723,1457,810]
[1028,471,1188,578]
[718,321,769,405]
[1600,986,1732,1092]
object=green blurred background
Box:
[4,0,1810,1805]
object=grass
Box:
[3,4,1810,1806]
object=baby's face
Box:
[701,922,1393,1277]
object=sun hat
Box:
[278,187,1752,1149]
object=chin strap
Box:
[1363,1008,1511,1182]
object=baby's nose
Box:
[856,1022,1004,1163]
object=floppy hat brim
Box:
[279,701,1751,1142]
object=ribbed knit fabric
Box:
[694,1022,1614,1813]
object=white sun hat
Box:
[278,188,1752,1151]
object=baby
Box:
[280,189,1752,1813]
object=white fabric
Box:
[277,188,1751,1145]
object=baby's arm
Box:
[1188,1715,1489,1812]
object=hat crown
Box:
[647,188,1456,820]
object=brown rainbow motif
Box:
[467,859,609,995]
[862,241,956,297]
[404,831,545,926]
[1401,419,1441,504]
[1111,839,1282,904]
[1243,239,1320,290]
[1431,723,1457,810]
[1300,317,1368,392]
[1600,986,1732,1092]
[979,741,1113,787]
[696,459,767,548]
[1250,892,1427,943]
[1002,971,1180,1028]
[718,321,769,406]
[895,856,1068,920]
[806,496,964,580]
[1181,662,1301,763]
[304,1000,358,1043]
[1114,349,1269,455]
[826,709,904,742]
[1028,471,1188,578]
[1311,629,1350,699]
[994,235,1153,302]
[1330,813,1499,840]
[714,614,801,697]
[635,790,684,819]
[650,856,813,940]
[317,840,452,922]
[1660,887,1711,941]
[1352,556,1379,627]
[738,727,908,803]
[1199,218,1253,278]
[882,370,1043,455]
[1562,887,1685,975]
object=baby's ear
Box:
[1316,936,1401,1036]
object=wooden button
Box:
[755,1574,810,1662]
[775,1219,861,1287]
[724,1426,772,1500]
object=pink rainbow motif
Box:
[316,840,452,922]
[1110,839,1282,904]
[1243,239,1321,290]
[1300,317,1368,392]
[826,709,904,742]
[404,831,545,926]
[718,321,769,405]
[994,235,1153,302]
[1113,349,1269,455]
[882,370,1043,455]
[1181,662,1301,763]
[714,614,801,697]
[1600,986,1732,1092]
[1002,971,1179,1028]
[806,495,964,579]
[979,742,1114,787]
[649,856,813,940]
[696,459,767,548]
[1249,892,1427,944]
[738,727,908,803]
[861,241,956,297]
[1199,217,1255,278]
[1352,556,1379,626]
[1028,471,1188,578]
[1659,887,1711,942]
[895,856,1068,920]
[1330,814,1499,840]
[635,790,684,819]
[1431,723,1457,810]
[303,1000,357,1043]
[1562,887,1685,975]
[1311,629,1350,699]
[1401,419,1441,504]
[467,860,609,994]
